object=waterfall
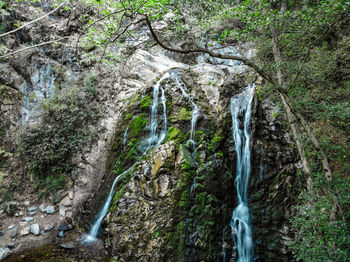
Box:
[157,87,167,145]
[170,70,200,195]
[85,73,170,242]
[82,165,135,243]
[123,126,129,152]
[229,85,255,262]
[170,70,200,151]
[146,73,169,152]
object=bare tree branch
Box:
[0,37,69,59]
[143,15,277,85]
[0,0,68,39]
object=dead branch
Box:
[0,0,68,39]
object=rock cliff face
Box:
[1,1,301,261]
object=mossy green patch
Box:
[208,130,224,152]
[130,115,147,137]
[164,126,181,142]
[178,107,192,121]
[178,189,190,207]
[140,95,152,108]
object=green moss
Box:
[181,145,195,171]
[130,115,147,137]
[256,85,264,101]
[208,130,224,152]
[195,192,207,214]
[178,107,192,121]
[125,112,133,120]
[178,189,190,207]
[216,151,224,157]
[164,126,181,142]
[175,222,185,254]
[273,111,280,119]
[140,95,152,108]
[110,185,126,212]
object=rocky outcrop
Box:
[249,99,301,261]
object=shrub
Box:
[17,78,101,191]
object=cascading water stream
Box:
[83,165,136,242]
[170,70,200,196]
[123,126,129,152]
[229,84,255,262]
[84,72,170,242]
[145,73,169,152]
[157,87,167,145]
[170,70,200,151]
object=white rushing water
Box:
[170,70,200,151]
[83,165,135,242]
[229,85,255,262]
[145,73,169,152]
[157,87,167,145]
[123,126,129,152]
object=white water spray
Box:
[146,73,169,152]
[82,165,135,242]
[170,70,200,151]
[229,85,255,262]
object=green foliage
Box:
[130,115,147,137]
[0,0,7,9]
[290,173,350,261]
[178,107,192,121]
[165,126,180,141]
[208,130,223,152]
[83,73,99,97]
[140,95,152,108]
[178,189,189,208]
[17,79,101,192]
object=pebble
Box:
[28,207,38,212]
[29,211,37,216]
[58,223,68,232]
[45,206,55,214]
[30,224,40,235]
[44,225,54,232]
[58,231,64,238]
[0,247,11,260]
[7,243,15,249]
[9,226,18,238]
[60,242,74,249]
[19,222,28,227]
[22,217,34,222]
[20,227,30,236]
[39,204,46,212]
